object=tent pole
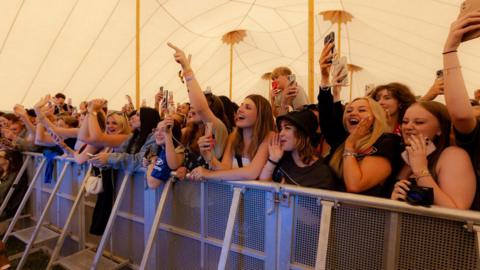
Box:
[349,69,353,101]
[308,0,314,103]
[337,16,342,58]
[135,0,140,109]
[229,44,233,99]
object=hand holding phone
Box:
[324,31,335,63]
[332,56,349,86]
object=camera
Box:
[406,179,434,206]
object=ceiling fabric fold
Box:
[0,0,478,110]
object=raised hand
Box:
[268,133,284,163]
[444,10,480,52]
[34,95,51,110]
[89,99,106,112]
[319,43,334,84]
[422,78,444,101]
[13,104,27,117]
[404,134,429,176]
[345,116,373,149]
[167,42,192,70]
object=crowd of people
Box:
[0,13,479,226]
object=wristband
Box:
[267,158,278,165]
[342,149,357,158]
[442,50,457,55]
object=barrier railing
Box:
[15,153,480,269]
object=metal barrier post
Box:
[383,212,401,270]
[139,179,172,269]
[276,192,294,270]
[217,187,243,270]
[314,200,334,270]
[2,158,46,243]
[16,161,71,270]
[0,156,30,217]
[46,165,92,270]
[472,225,480,270]
[264,191,277,269]
[200,182,206,269]
[91,173,131,269]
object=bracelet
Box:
[442,50,457,55]
[343,149,357,158]
[267,158,278,165]
[182,68,194,77]
[89,111,98,116]
[319,85,331,91]
[184,75,195,82]
[414,169,431,180]
[443,66,462,76]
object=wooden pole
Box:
[229,43,233,99]
[337,16,342,58]
[308,0,314,102]
[135,0,140,109]
[349,69,353,101]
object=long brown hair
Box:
[233,95,274,159]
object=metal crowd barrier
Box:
[15,152,480,269]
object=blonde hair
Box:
[329,97,389,177]
[271,66,292,78]
[107,112,131,135]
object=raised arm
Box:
[443,11,480,134]
[34,96,79,138]
[167,43,219,123]
[86,99,129,148]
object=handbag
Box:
[85,171,103,195]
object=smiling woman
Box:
[318,43,402,197]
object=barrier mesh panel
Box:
[161,181,201,233]
[207,183,233,240]
[291,195,322,267]
[397,213,478,270]
[206,244,265,270]
[156,230,201,270]
[326,205,386,270]
[232,188,266,252]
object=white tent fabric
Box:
[0,0,478,111]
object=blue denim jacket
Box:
[106,133,158,173]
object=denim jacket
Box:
[106,133,158,173]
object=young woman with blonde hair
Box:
[318,42,402,197]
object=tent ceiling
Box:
[0,0,478,111]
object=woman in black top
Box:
[259,110,336,190]
[317,43,401,197]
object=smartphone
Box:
[205,122,213,137]
[163,90,169,110]
[436,69,443,79]
[287,74,296,86]
[333,56,349,85]
[159,86,164,97]
[324,31,335,63]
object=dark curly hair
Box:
[370,82,416,123]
